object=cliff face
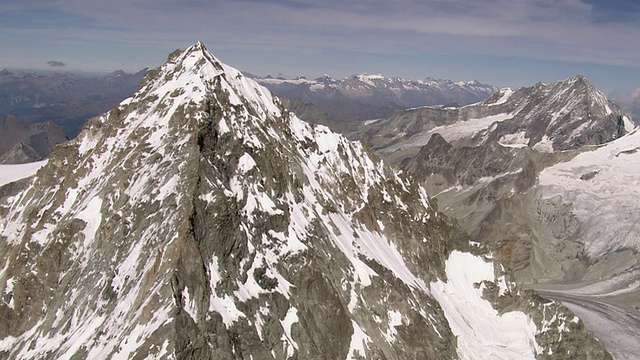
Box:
[355,75,632,164]
[0,43,610,359]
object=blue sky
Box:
[1,0,639,94]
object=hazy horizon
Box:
[1,1,639,94]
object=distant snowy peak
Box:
[486,74,635,150]
[483,75,626,121]
[255,72,497,109]
[257,72,494,92]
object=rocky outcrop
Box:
[0,43,609,359]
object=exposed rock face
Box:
[0,43,609,359]
[351,74,639,358]
[354,75,633,164]
[0,115,68,164]
[255,74,497,133]
[352,76,633,274]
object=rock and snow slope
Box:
[355,75,632,164]
[351,72,639,358]
[353,74,634,280]
[0,43,609,359]
[539,128,640,258]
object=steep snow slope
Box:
[539,129,640,258]
[431,251,539,359]
[0,43,609,359]
[0,160,46,186]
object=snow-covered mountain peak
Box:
[0,44,611,359]
[358,74,632,169]
[146,41,281,118]
[355,73,385,85]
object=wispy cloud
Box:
[1,0,639,90]
[46,60,66,67]
[28,0,634,66]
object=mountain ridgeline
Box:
[0,43,610,359]
[355,75,632,161]
[255,73,497,133]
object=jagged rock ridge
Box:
[354,75,633,164]
[0,43,609,359]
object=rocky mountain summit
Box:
[255,73,497,132]
[351,74,638,358]
[0,115,68,164]
[0,43,610,359]
[355,75,633,279]
[355,75,632,163]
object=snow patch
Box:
[237,153,257,173]
[346,320,371,359]
[280,307,299,357]
[499,131,529,148]
[430,251,539,359]
[0,160,47,187]
[533,135,554,152]
[490,88,514,105]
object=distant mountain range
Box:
[0,115,67,164]
[253,73,497,132]
[0,68,147,137]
